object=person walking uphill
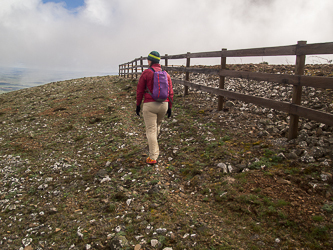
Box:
[136,51,174,165]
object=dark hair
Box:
[150,61,159,66]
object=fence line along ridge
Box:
[119,41,333,139]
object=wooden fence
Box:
[119,41,333,139]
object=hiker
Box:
[136,51,174,165]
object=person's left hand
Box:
[167,108,171,118]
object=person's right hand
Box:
[136,105,141,116]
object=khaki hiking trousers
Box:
[142,102,168,160]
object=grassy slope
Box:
[0,75,332,249]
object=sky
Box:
[1,0,333,75]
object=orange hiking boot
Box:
[146,157,157,165]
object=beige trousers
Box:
[143,102,168,160]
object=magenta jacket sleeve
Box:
[167,74,174,109]
[136,70,148,106]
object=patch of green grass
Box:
[111,192,127,202]
[275,199,290,207]
[262,196,274,206]
[166,165,175,171]
[322,203,333,213]
[201,188,210,195]
[149,179,159,185]
[221,135,231,142]
[249,150,283,169]
[236,194,261,205]
[5,191,17,199]
[108,204,116,212]
[250,221,262,233]
[312,215,324,222]
[284,167,301,175]
[74,134,87,141]
[180,165,202,180]
[28,187,37,195]
[60,124,74,133]
[278,211,288,220]
[310,226,329,240]
[142,166,153,173]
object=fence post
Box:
[140,56,144,74]
[184,52,190,96]
[135,59,138,79]
[165,54,168,67]
[131,61,134,79]
[288,40,307,140]
[218,48,227,111]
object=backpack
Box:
[146,68,170,102]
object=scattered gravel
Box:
[0,64,332,249]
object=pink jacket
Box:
[136,64,174,108]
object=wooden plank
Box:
[297,42,333,55]
[164,45,297,59]
[166,66,333,89]
[190,51,221,58]
[221,45,297,57]
[164,66,219,74]
[172,78,333,126]
[164,53,187,59]
[300,75,333,89]
[163,66,186,72]
[290,105,333,126]
[220,70,333,89]
[187,68,220,75]
[163,51,222,59]
[172,79,291,112]
[122,42,332,68]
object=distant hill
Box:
[0,67,116,94]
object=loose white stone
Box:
[183,233,189,238]
[22,238,33,247]
[151,239,159,247]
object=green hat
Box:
[148,51,160,63]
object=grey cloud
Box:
[0,0,332,74]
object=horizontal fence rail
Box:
[119,41,333,139]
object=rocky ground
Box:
[0,64,332,250]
